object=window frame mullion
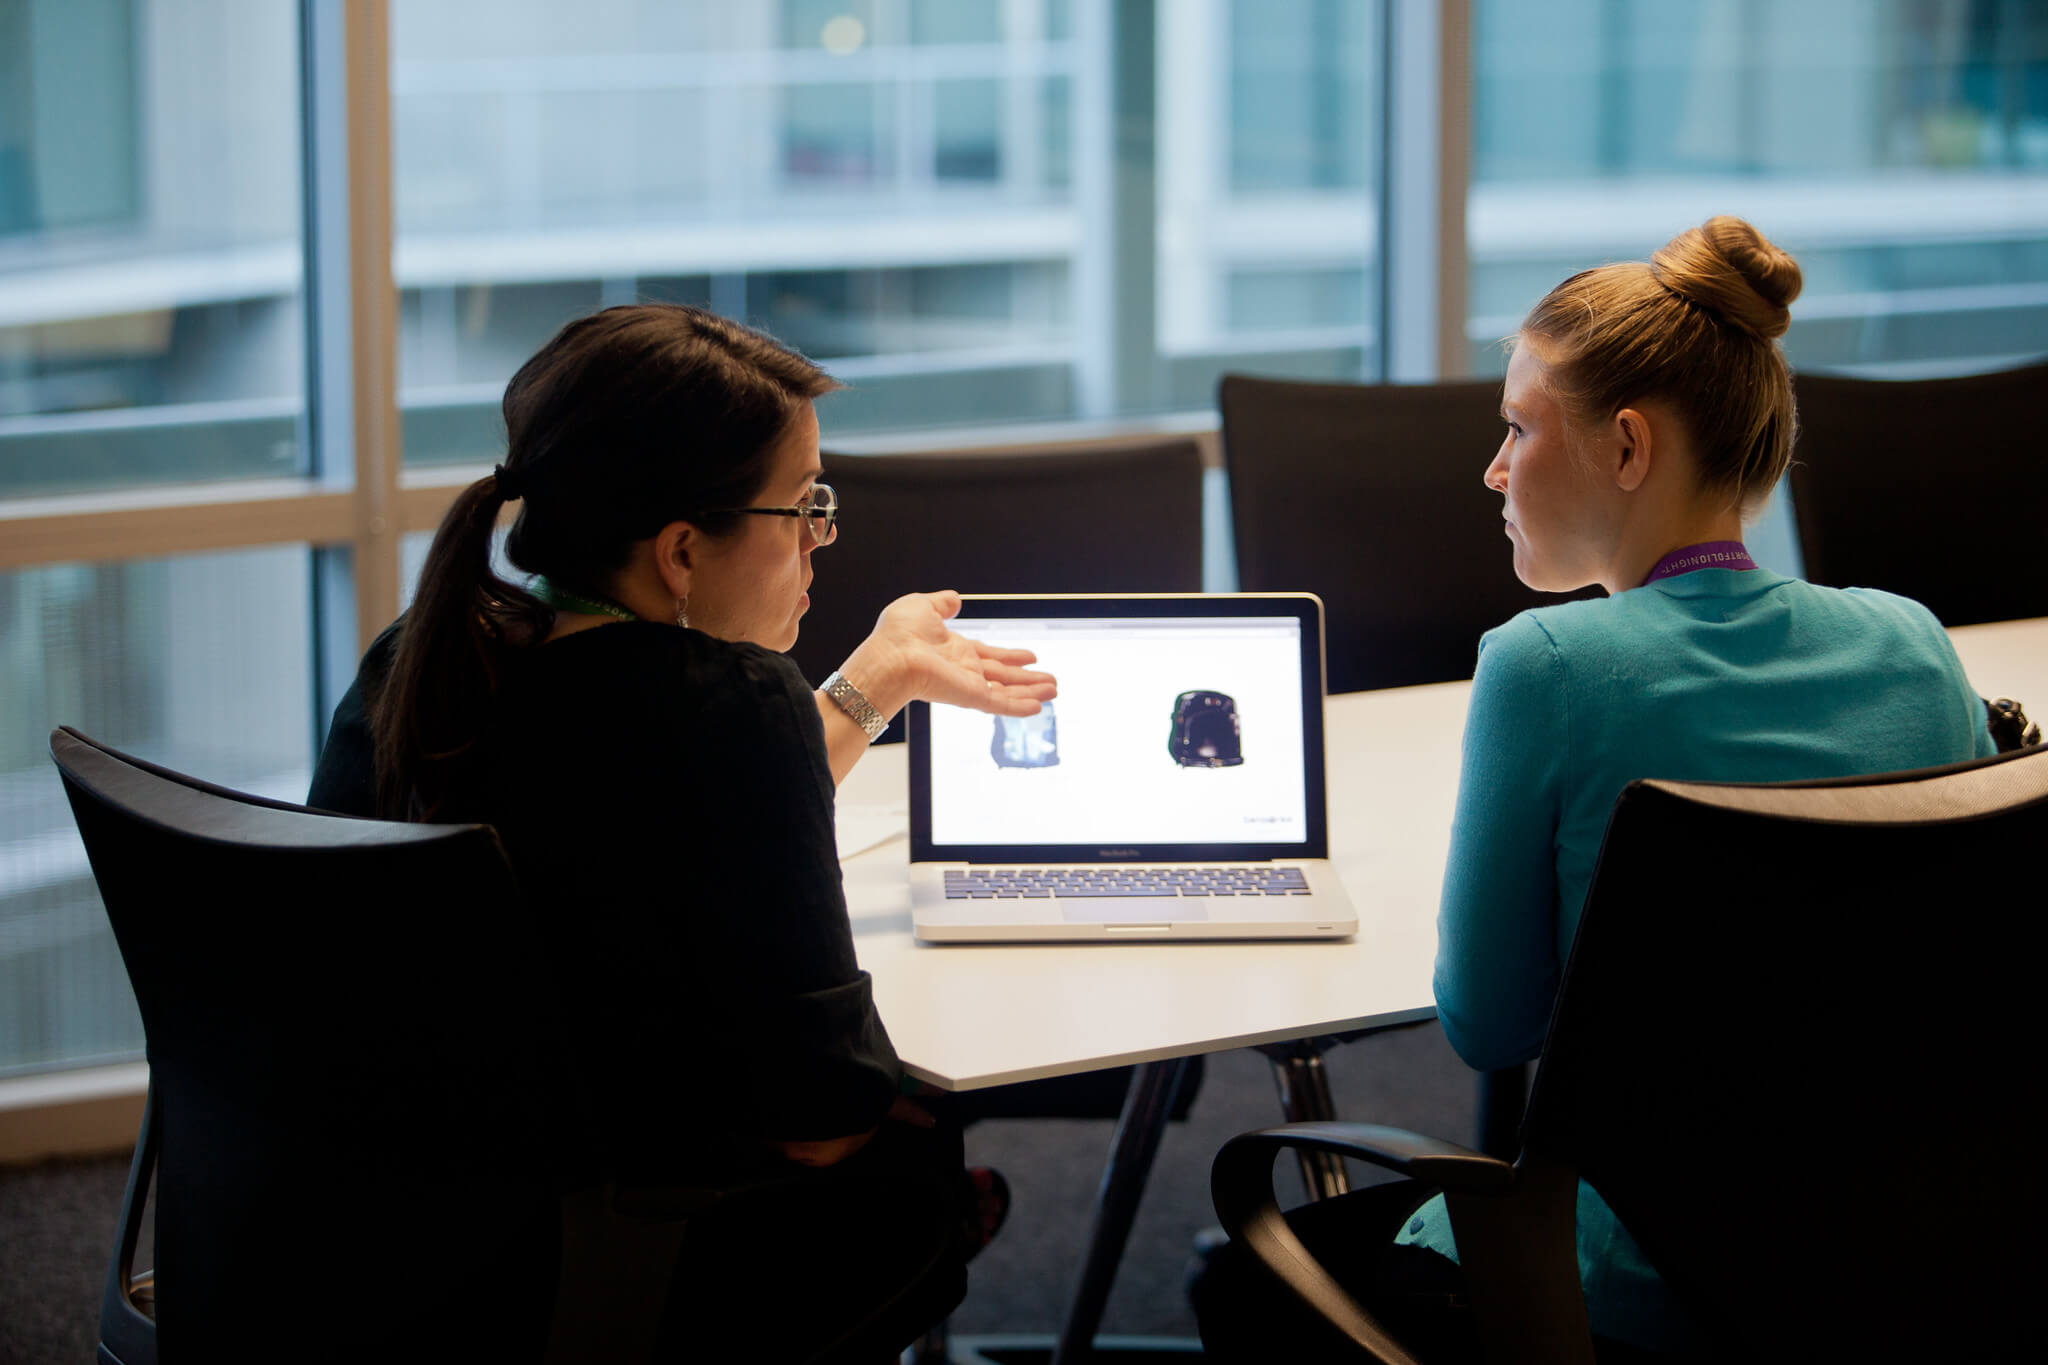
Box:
[1381,0,1471,381]
[341,0,402,655]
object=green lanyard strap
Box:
[530,576,638,623]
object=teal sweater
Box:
[1408,568,1994,1354]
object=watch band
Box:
[821,670,889,741]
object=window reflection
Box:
[0,0,305,494]
[1468,0,2048,376]
[391,0,1387,452]
[0,547,315,1075]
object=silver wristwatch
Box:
[821,670,889,741]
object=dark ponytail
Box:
[372,304,839,819]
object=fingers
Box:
[982,693,1052,717]
[924,656,1053,714]
[980,661,1056,688]
[924,589,962,619]
[971,643,1040,665]
[966,677,1056,715]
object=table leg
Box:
[1258,1039,1351,1200]
[1049,1055,1191,1365]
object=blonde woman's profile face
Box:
[1483,342,1617,593]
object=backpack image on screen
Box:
[1167,690,1242,767]
[991,702,1060,768]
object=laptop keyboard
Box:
[943,866,1312,899]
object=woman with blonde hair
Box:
[1193,218,1993,1361]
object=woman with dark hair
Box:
[1192,219,1994,1362]
[309,303,1053,1358]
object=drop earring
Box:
[675,595,690,629]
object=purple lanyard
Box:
[1642,541,1758,586]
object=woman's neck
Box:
[1605,503,1746,595]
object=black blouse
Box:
[308,620,901,1181]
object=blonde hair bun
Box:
[1649,215,1802,341]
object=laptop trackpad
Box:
[1061,901,1209,924]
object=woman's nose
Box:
[1483,445,1509,493]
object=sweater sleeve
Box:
[305,620,401,816]
[677,648,902,1141]
[1434,613,1572,1072]
[1872,589,2001,760]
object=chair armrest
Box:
[1211,1123,1511,1365]
[1212,1125,1594,1365]
[1221,1122,1515,1192]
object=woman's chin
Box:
[1512,556,1576,596]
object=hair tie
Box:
[493,464,524,501]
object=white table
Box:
[834,617,2046,1361]
[1943,617,2048,703]
[841,618,2045,1086]
[837,677,1464,1089]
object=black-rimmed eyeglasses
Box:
[713,483,837,546]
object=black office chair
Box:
[1220,373,1596,696]
[1787,358,2048,627]
[1220,372,1565,1160]
[789,437,1207,741]
[1204,744,2048,1363]
[52,728,955,1365]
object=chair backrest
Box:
[1525,746,2048,1360]
[789,439,1205,733]
[1787,359,2048,627]
[51,727,580,1362]
[1219,373,1592,693]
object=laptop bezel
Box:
[908,593,1331,863]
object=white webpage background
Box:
[928,617,1309,847]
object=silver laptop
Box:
[909,593,1358,943]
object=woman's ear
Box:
[1611,407,1654,493]
[651,520,697,601]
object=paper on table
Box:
[836,799,909,860]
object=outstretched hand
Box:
[841,590,1057,720]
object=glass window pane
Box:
[785,0,884,51]
[392,0,1084,453]
[783,82,897,184]
[391,1,1382,450]
[909,0,1001,47]
[1,546,316,1075]
[1468,0,2048,377]
[1228,0,1375,192]
[0,0,306,498]
[400,526,516,609]
[934,79,1003,183]
[1157,0,1384,397]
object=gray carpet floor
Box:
[0,1026,1475,1363]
